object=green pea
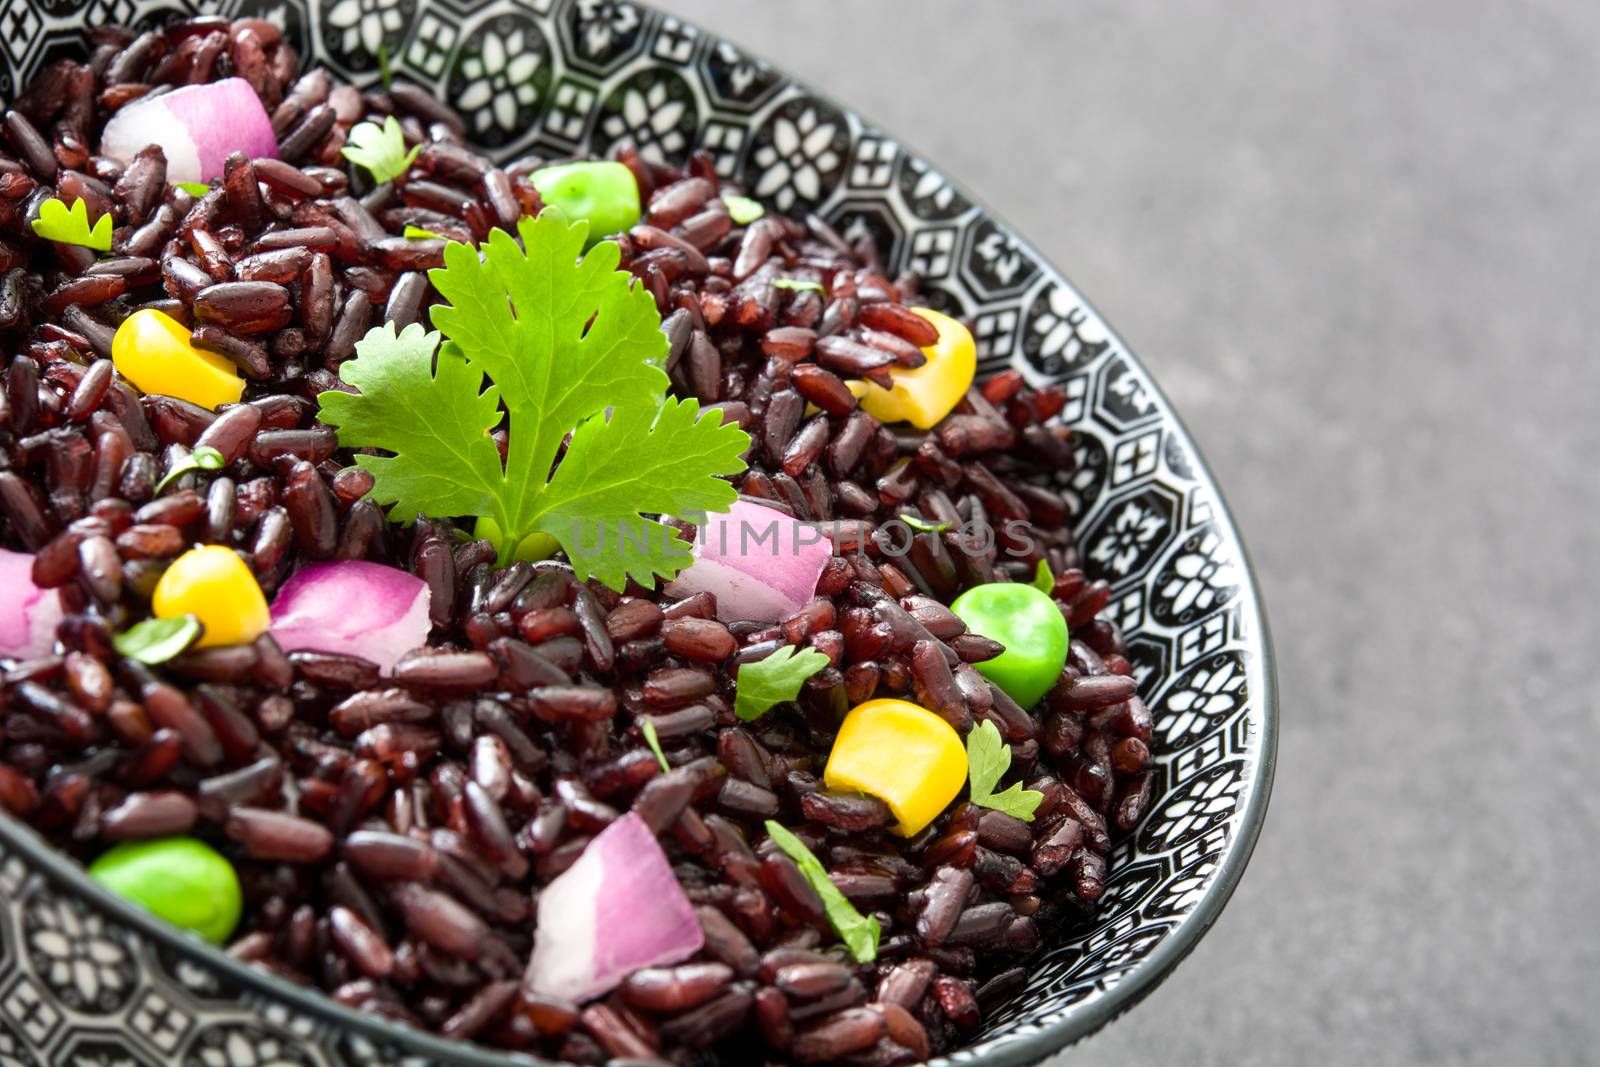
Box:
[949,581,1069,709]
[529,161,641,243]
[88,837,241,945]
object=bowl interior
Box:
[0,1,1275,1065]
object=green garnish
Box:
[112,615,202,665]
[772,278,824,294]
[174,182,212,196]
[899,513,950,534]
[734,644,829,721]
[154,446,226,494]
[31,198,111,251]
[341,116,420,185]
[722,195,764,224]
[403,225,447,241]
[764,820,879,964]
[318,210,749,587]
[641,717,670,773]
[965,719,1044,821]
[377,42,393,90]
[1031,558,1055,594]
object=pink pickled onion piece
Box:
[525,812,703,1003]
[268,561,430,675]
[665,500,832,623]
[100,78,277,184]
[0,548,63,660]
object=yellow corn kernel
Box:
[823,698,967,836]
[854,307,976,430]
[152,546,270,649]
[113,308,245,411]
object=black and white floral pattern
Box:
[593,67,695,164]
[447,13,552,147]
[21,893,134,1013]
[745,98,849,211]
[1152,526,1244,626]
[321,0,410,72]
[1089,497,1171,579]
[0,2,1274,1065]
[188,1024,316,1067]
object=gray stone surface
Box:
[662,3,1599,1064]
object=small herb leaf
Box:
[154,446,226,495]
[764,821,880,963]
[966,719,1044,821]
[113,615,202,664]
[772,278,824,294]
[403,225,447,241]
[722,195,765,224]
[899,513,950,534]
[1031,558,1055,595]
[174,182,212,196]
[318,323,505,527]
[734,644,830,721]
[31,198,112,251]
[342,116,420,185]
[641,717,670,773]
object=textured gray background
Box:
[664,3,1599,1065]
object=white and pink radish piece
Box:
[100,78,278,185]
[664,500,832,623]
[525,813,703,1002]
[268,561,431,675]
[0,548,63,660]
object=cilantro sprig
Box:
[765,821,879,964]
[113,615,201,665]
[32,198,111,251]
[772,278,824,294]
[640,716,670,773]
[899,513,950,534]
[734,644,829,721]
[342,116,419,185]
[1031,558,1055,594]
[154,445,225,495]
[318,210,749,588]
[722,195,764,224]
[966,719,1044,821]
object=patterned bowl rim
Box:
[0,6,1277,1064]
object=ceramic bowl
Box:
[0,2,1276,1064]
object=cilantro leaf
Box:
[154,445,226,495]
[764,821,879,963]
[535,397,747,588]
[899,513,950,534]
[734,644,830,721]
[403,225,447,241]
[113,615,201,664]
[966,719,1044,821]
[318,323,505,526]
[32,198,111,251]
[640,716,670,773]
[174,181,211,196]
[342,116,419,185]
[1032,558,1055,594]
[428,212,674,517]
[319,211,749,588]
[772,278,824,294]
[722,194,764,224]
